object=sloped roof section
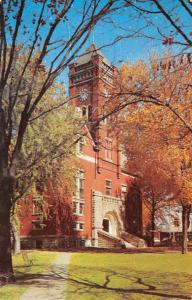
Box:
[75,44,111,66]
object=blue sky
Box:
[8,1,192,89]
[59,0,191,88]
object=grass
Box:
[66,252,192,300]
[1,251,192,300]
[0,251,57,300]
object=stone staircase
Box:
[121,231,146,248]
[97,230,146,249]
[97,230,139,249]
[97,230,121,248]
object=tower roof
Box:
[74,44,111,66]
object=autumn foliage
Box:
[113,53,192,251]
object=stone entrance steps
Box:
[121,231,146,248]
[97,230,122,248]
[97,230,144,249]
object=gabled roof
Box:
[75,44,111,66]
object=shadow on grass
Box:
[14,264,191,300]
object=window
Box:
[82,106,87,117]
[173,218,180,227]
[79,223,84,230]
[78,137,84,153]
[79,171,84,198]
[76,136,85,154]
[73,202,78,214]
[88,105,92,119]
[102,108,108,125]
[121,185,127,200]
[73,222,84,231]
[32,221,42,230]
[73,201,84,216]
[32,198,43,215]
[79,203,84,215]
[106,180,112,196]
[103,115,108,125]
[76,170,85,199]
[105,139,112,160]
[73,222,78,230]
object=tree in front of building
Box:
[0,0,127,282]
[13,90,81,253]
[114,57,192,251]
[118,105,177,246]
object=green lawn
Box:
[1,251,192,300]
[0,251,57,300]
[66,252,192,300]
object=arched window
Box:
[88,105,92,119]
[82,106,87,117]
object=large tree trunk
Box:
[181,204,191,254]
[0,109,15,284]
[150,210,155,247]
[0,184,15,284]
[12,226,21,255]
[149,196,156,247]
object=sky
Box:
[56,0,191,89]
[7,0,192,90]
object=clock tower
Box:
[69,44,116,142]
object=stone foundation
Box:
[20,236,87,250]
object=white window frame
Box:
[32,220,42,230]
[79,202,84,215]
[76,170,85,199]
[73,221,85,231]
[82,106,87,117]
[121,185,127,199]
[79,137,84,153]
[32,198,43,215]
[106,180,112,196]
[105,138,112,161]
[73,201,84,216]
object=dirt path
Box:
[19,252,72,300]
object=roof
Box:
[74,44,111,66]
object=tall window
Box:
[106,180,112,196]
[105,139,112,160]
[82,106,87,117]
[73,202,77,214]
[79,171,84,198]
[73,201,84,216]
[121,185,127,200]
[76,170,85,199]
[32,198,43,215]
[79,203,84,215]
[78,137,84,153]
[88,105,92,120]
[173,218,180,227]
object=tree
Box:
[12,93,82,253]
[0,0,128,282]
[116,104,176,246]
[113,52,192,133]
[170,148,192,254]
[122,1,192,50]
[114,59,192,250]
[19,156,78,249]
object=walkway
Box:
[20,252,71,300]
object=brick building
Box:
[20,45,144,249]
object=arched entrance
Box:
[102,212,120,237]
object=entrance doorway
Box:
[103,219,109,232]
